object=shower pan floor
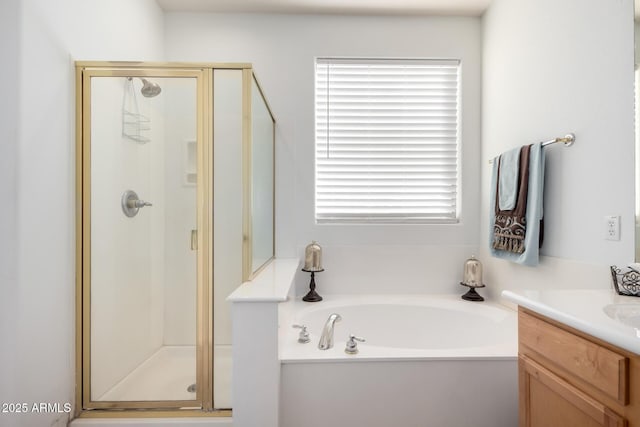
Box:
[99,346,197,402]
[97,345,232,407]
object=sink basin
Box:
[603,304,640,329]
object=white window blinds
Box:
[315,58,460,223]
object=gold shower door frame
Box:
[75,63,219,416]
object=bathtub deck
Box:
[279,294,517,363]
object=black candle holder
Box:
[302,268,324,302]
[460,282,485,301]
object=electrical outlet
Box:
[605,215,620,241]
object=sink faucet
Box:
[318,313,342,350]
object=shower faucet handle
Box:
[345,334,365,355]
[133,199,152,208]
[292,324,310,343]
[121,190,152,217]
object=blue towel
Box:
[498,147,521,210]
[489,142,545,266]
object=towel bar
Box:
[488,133,575,164]
[541,133,575,147]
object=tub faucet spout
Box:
[318,313,342,350]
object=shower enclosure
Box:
[76,63,275,417]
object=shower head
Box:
[140,78,162,98]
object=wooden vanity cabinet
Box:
[518,308,640,427]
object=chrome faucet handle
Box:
[292,324,310,343]
[121,190,152,217]
[134,199,152,208]
[345,334,365,355]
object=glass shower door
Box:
[82,69,209,409]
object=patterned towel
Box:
[492,145,531,254]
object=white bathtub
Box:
[279,295,518,427]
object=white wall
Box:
[165,13,483,295]
[0,0,21,420]
[481,0,635,297]
[0,0,164,425]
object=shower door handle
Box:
[191,229,198,251]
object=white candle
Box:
[463,255,483,287]
[304,241,323,271]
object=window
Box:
[315,58,460,223]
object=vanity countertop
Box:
[502,289,640,355]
